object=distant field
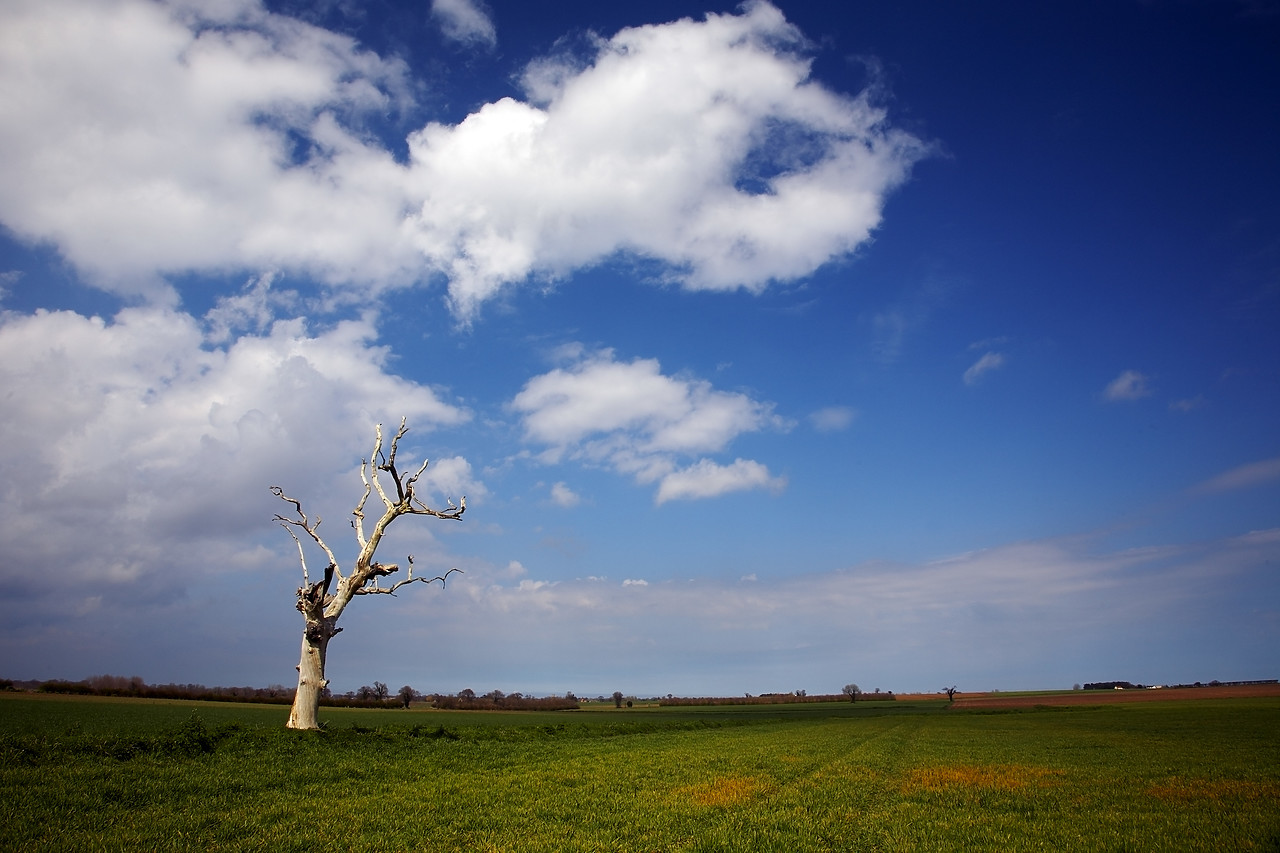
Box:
[950,682,1280,708]
[2,692,1278,851]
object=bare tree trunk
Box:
[287,631,329,730]
[284,558,340,731]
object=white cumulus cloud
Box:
[0,305,474,604]
[0,0,416,301]
[416,1,930,318]
[655,458,786,504]
[549,481,581,508]
[0,0,928,319]
[511,348,787,501]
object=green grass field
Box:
[2,693,1277,851]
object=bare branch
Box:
[356,566,464,596]
[410,493,466,521]
[382,417,410,503]
[271,485,342,586]
[386,418,408,471]
[269,485,307,526]
[400,447,466,520]
[352,461,372,548]
[368,423,394,510]
[279,520,310,587]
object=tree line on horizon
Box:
[660,690,898,706]
[3,677,951,709]
[2,676,584,710]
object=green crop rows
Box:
[2,693,1277,851]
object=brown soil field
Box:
[945,683,1280,709]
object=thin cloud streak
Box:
[1104,369,1152,401]
[377,526,1280,695]
[963,351,1004,385]
[1193,456,1280,494]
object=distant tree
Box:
[484,689,505,703]
[943,685,958,702]
[842,683,861,703]
[459,688,476,701]
[612,690,624,708]
[373,681,389,701]
[356,685,373,701]
[398,685,415,708]
[272,419,466,730]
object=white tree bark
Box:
[273,419,464,730]
[288,631,330,730]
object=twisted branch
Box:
[273,419,467,628]
[271,485,341,592]
[356,559,463,596]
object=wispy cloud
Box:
[0,269,21,300]
[1104,369,1152,401]
[203,273,298,344]
[963,351,1005,386]
[968,336,1010,351]
[1193,456,1280,494]
[510,347,788,502]
[809,406,857,432]
[863,276,954,365]
[430,0,496,48]
[869,310,909,364]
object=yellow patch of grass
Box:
[902,764,1061,794]
[678,775,771,807]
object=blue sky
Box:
[0,0,1277,698]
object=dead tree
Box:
[272,419,465,730]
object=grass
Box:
[1,693,1278,851]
